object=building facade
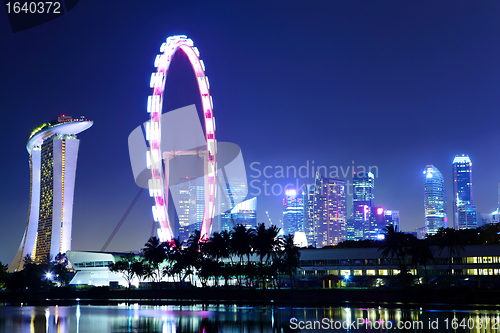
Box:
[303,183,316,247]
[424,165,447,235]
[174,176,205,242]
[299,245,500,283]
[453,155,476,230]
[311,173,347,247]
[220,197,257,231]
[283,189,304,235]
[384,210,399,232]
[352,172,375,240]
[9,115,92,271]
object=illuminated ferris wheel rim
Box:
[147,35,217,243]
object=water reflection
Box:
[0,303,499,332]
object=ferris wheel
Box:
[146,35,217,243]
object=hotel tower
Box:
[9,115,92,271]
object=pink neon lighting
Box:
[147,36,217,242]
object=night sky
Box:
[1,1,500,264]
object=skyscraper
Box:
[283,189,304,235]
[220,197,257,231]
[452,155,476,230]
[423,165,447,235]
[174,176,205,242]
[303,183,316,246]
[311,172,347,247]
[366,207,386,239]
[384,210,399,231]
[9,115,92,271]
[352,171,374,240]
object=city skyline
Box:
[1,1,500,263]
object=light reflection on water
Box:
[0,303,499,332]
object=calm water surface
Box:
[0,302,499,332]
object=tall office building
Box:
[452,155,476,230]
[220,197,257,231]
[365,207,385,239]
[303,183,316,246]
[283,189,304,235]
[311,172,347,247]
[174,176,205,242]
[212,176,248,234]
[9,116,92,271]
[352,172,374,240]
[384,210,399,231]
[423,165,447,235]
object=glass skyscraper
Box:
[174,176,205,242]
[220,197,257,231]
[352,171,374,240]
[9,116,92,271]
[423,165,447,235]
[305,172,346,247]
[283,189,304,235]
[303,183,316,246]
[384,210,399,231]
[452,155,476,230]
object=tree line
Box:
[109,223,301,289]
[377,225,500,287]
[0,253,72,291]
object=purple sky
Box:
[1,1,500,264]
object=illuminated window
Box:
[366,270,376,276]
[479,269,493,276]
[378,270,389,276]
[353,270,363,276]
[340,270,350,276]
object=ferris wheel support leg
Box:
[201,154,210,240]
[163,155,173,239]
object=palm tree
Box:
[230,225,255,264]
[253,223,281,265]
[279,234,300,289]
[379,225,414,286]
[165,237,187,289]
[379,225,407,263]
[142,236,167,284]
[252,223,281,288]
[230,224,256,286]
[408,238,434,285]
[436,227,464,287]
[206,231,231,287]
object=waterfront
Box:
[1,303,499,333]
